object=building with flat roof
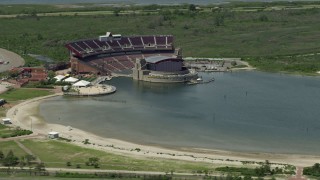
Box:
[2,118,11,124]
[48,131,59,139]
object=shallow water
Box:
[39,71,320,155]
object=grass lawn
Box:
[20,139,217,173]
[0,141,27,157]
[0,88,53,102]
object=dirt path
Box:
[0,134,44,142]
[288,167,307,180]
[14,140,41,163]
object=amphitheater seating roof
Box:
[66,35,174,58]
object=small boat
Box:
[196,77,203,81]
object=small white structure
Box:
[48,131,59,139]
[63,77,79,83]
[2,118,11,124]
[72,80,91,87]
[54,75,66,82]
[99,32,122,41]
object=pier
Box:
[64,85,116,96]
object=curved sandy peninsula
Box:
[6,93,320,167]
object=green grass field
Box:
[19,139,216,173]
[0,88,53,102]
[0,141,27,157]
[21,140,214,172]
[0,2,320,74]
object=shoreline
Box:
[6,93,320,167]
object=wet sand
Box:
[6,93,320,167]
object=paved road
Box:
[0,166,214,177]
[288,167,307,180]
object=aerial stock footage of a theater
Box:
[66,32,199,83]
[1,0,320,179]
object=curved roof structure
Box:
[65,35,174,58]
[145,56,182,64]
[145,56,172,63]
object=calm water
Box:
[0,0,311,5]
[39,71,320,155]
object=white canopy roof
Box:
[54,75,65,82]
[48,131,59,135]
[2,118,11,122]
[64,77,79,83]
[72,80,91,87]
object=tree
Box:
[189,4,196,11]
[47,70,55,79]
[313,163,320,169]
[24,155,36,166]
[259,14,269,22]
[3,150,19,166]
[262,160,271,173]
[8,70,20,78]
[87,157,99,167]
[255,160,272,177]
[19,156,26,169]
[215,14,225,26]
[113,8,121,16]
[35,162,45,171]
[0,150,4,161]
[37,34,43,40]
[66,161,72,166]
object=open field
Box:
[0,140,27,157]
[0,139,294,179]
[0,2,320,74]
[19,139,221,172]
[0,88,53,102]
[0,88,53,117]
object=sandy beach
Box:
[6,93,320,167]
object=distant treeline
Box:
[1,1,320,74]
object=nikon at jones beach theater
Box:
[132,56,197,83]
[65,32,197,83]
